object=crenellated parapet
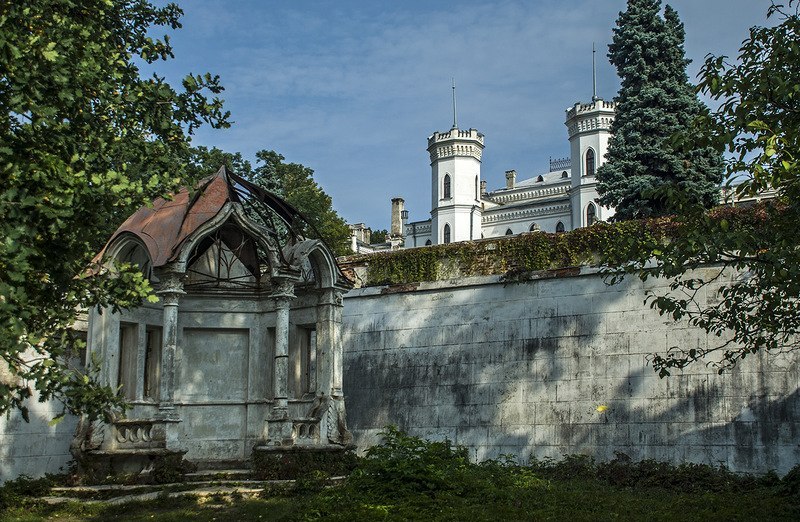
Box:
[565,99,616,139]
[427,127,485,163]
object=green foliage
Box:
[188,147,352,257]
[0,475,53,511]
[596,0,723,219]
[369,229,389,244]
[0,0,228,419]
[346,219,671,286]
[251,448,359,481]
[530,452,781,494]
[349,425,473,497]
[151,453,197,484]
[606,2,800,374]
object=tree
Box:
[596,0,723,220]
[189,147,352,256]
[0,1,229,421]
[605,1,800,374]
[370,229,389,244]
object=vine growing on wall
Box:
[339,204,769,287]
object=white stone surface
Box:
[342,270,800,474]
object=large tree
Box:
[189,147,352,257]
[596,0,723,220]
[0,1,229,421]
[605,1,800,374]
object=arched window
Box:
[585,149,596,177]
[505,228,513,236]
[561,171,569,179]
[443,174,451,199]
[475,176,479,200]
[425,239,432,246]
[443,224,451,244]
[556,221,565,233]
[536,175,544,183]
[586,203,597,225]
[529,223,540,232]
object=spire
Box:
[451,77,458,129]
[592,43,599,101]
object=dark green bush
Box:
[0,475,53,511]
[251,447,358,481]
[151,454,197,484]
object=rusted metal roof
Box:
[100,167,234,267]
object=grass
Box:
[2,479,796,521]
[2,428,799,521]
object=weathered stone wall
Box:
[0,348,83,482]
[341,268,800,475]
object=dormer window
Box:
[536,175,544,183]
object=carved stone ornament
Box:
[156,270,185,305]
[270,276,297,301]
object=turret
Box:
[427,127,484,244]
[565,98,616,228]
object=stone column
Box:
[316,287,351,445]
[268,275,296,445]
[156,270,184,418]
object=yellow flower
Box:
[596,404,608,413]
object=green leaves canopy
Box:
[189,147,352,257]
[0,0,228,420]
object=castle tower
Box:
[565,98,616,228]
[427,127,484,244]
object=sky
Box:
[154,0,771,231]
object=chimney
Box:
[480,180,487,196]
[505,170,517,189]
[390,197,405,238]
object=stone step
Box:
[185,469,252,481]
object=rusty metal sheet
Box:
[99,168,231,267]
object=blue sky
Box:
[155,0,770,230]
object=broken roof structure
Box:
[76,167,353,473]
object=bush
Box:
[0,475,53,511]
[251,447,358,481]
[151,454,197,484]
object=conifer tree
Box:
[596,0,723,220]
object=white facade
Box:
[403,97,616,248]
[428,128,484,245]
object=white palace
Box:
[350,94,618,252]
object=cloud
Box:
[171,0,771,228]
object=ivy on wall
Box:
[339,204,771,287]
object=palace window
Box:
[443,224,451,244]
[505,228,513,236]
[143,326,162,400]
[443,174,451,199]
[556,221,565,233]
[529,223,540,232]
[587,203,597,225]
[118,323,138,401]
[585,149,596,177]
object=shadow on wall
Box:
[0,386,79,482]
[342,271,800,475]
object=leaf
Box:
[48,413,66,427]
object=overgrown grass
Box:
[3,427,799,521]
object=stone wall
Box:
[341,268,800,475]
[0,347,83,482]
